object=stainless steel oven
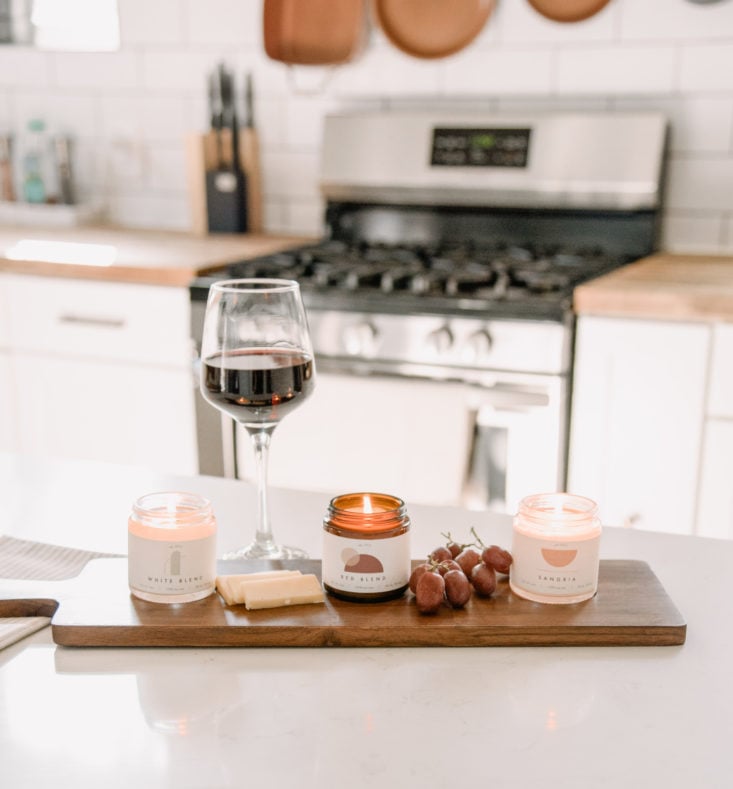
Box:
[191,110,667,513]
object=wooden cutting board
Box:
[0,559,686,648]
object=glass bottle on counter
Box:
[22,118,50,204]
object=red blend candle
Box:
[322,492,411,602]
[509,492,602,605]
[128,492,217,604]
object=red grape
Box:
[444,570,471,608]
[409,563,431,594]
[455,547,481,578]
[437,559,462,576]
[429,546,453,563]
[415,571,445,614]
[471,562,497,597]
[481,545,513,574]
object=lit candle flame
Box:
[363,495,373,514]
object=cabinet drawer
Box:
[7,275,192,365]
[708,323,733,419]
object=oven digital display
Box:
[430,127,531,168]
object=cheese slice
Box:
[216,570,302,606]
[243,573,325,610]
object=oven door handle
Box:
[463,405,510,511]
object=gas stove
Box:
[190,110,669,504]
[193,235,632,323]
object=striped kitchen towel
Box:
[0,535,122,580]
[0,535,123,649]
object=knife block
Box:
[185,130,263,236]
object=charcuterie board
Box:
[0,558,686,648]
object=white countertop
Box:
[0,453,730,788]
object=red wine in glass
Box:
[203,348,315,427]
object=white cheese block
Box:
[216,570,302,606]
[243,573,325,610]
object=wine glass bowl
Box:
[200,279,316,560]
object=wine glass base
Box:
[222,543,309,561]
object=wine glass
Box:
[200,279,316,559]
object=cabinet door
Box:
[0,353,17,453]
[13,354,198,474]
[568,316,710,535]
[696,420,733,540]
[235,372,474,507]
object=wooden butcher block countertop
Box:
[574,253,733,323]
[0,225,313,286]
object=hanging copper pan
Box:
[264,0,367,66]
[371,0,495,60]
[526,0,612,23]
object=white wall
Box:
[1,0,733,251]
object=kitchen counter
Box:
[0,453,730,788]
[574,252,733,322]
[0,225,312,286]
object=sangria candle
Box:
[322,492,411,602]
[128,492,217,604]
[509,492,602,605]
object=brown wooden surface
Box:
[574,252,733,322]
[0,225,313,285]
[0,559,686,648]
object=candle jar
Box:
[509,492,602,605]
[128,492,217,604]
[322,492,411,602]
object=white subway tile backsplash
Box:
[52,52,140,90]
[140,50,215,92]
[287,198,325,237]
[261,151,320,200]
[185,0,261,47]
[146,142,188,192]
[99,95,188,141]
[613,95,733,154]
[665,156,733,212]
[107,191,190,230]
[680,43,733,92]
[4,0,733,251]
[284,95,338,151]
[500,0,618,44]
[621,0,733,41]
[444,48,554,96]
[556,45,676,94]
[0,48,52,88]
[662,213,726,253]
[118,0,186,46]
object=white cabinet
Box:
[568,316,710,535]
[235,372,474,507]
[0,278,16,453]
[696,324,733,539]
[3,275,198,474]
[696,421,733,539]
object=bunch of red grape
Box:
[410,530,513,615]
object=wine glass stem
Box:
[250,426,276,554]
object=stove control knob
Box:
[427,325,454,355]
[465,329,493,361]
[343,320,379,357]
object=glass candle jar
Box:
[128,492,218,604]
[509,492,602,605]
[322,492,411,602]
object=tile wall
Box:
[1,0,733,252]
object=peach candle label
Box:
[128,492,217,604]
[510,492,602,605]
[510,530,600,600]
